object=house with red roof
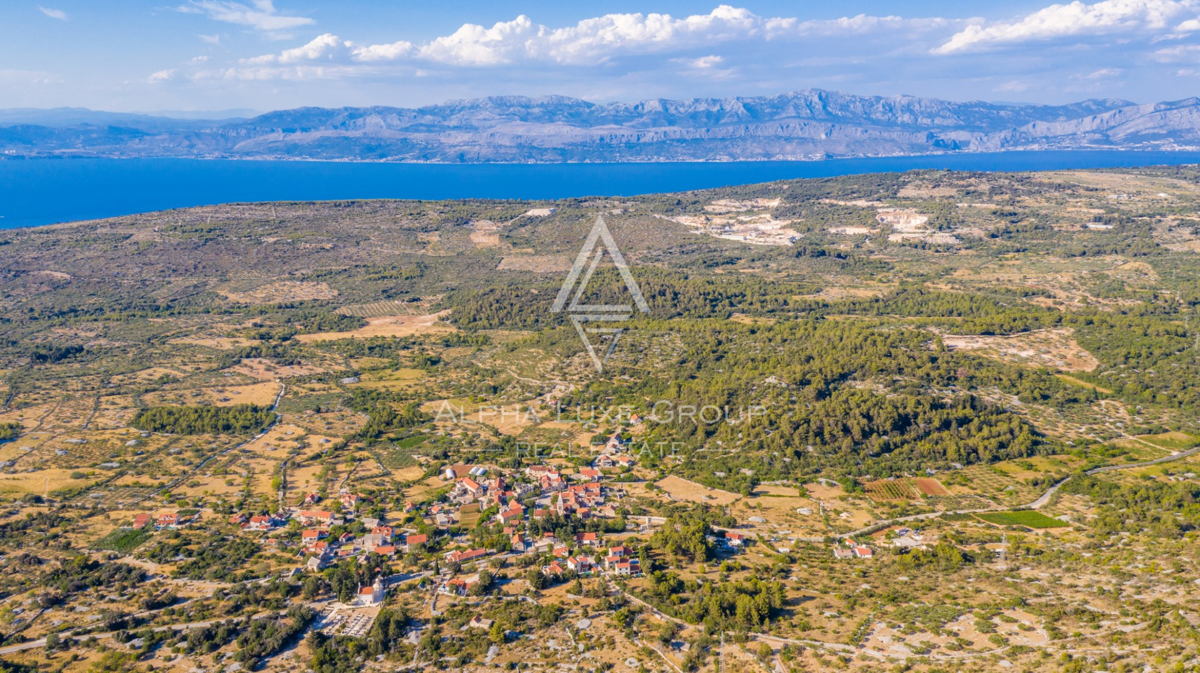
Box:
[496,507,524,525]
[444,548,489,564]
[439,574,481,596]
[457,478,483,498]
[612,560,639,576]
[525,465,557,479]
[541,474,566,492]
[296,510,334,526]
[247,515,277,532]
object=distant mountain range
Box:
[2,90,1199,162]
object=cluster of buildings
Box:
[539,540,641,578]
[131,511,195,530]
[707,530,748,551]
[294,520,430,572]
[423,454,655,597]
[832,540,874,560]
[130,440,649,604]
[440,458,629,531]
[886,527,931,549]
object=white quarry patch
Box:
[876,209,930,232]
[657,200,800,246]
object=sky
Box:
[2,0,1199,113]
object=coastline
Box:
[2,150,1199,230]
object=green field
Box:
[1134,432,1199,452]
[93,527,153,553]
[974,511,1069,529]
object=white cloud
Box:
[1154,42,1200,60]
[243,33,414,65]
[767,14,951,38]
[1084,66,1123,77]
[530,6,760,65]
[412,16,537,66]
[193,64,351,81]
[354,40,415,62]
[934,0,1195,54]
[38,6,67,21]
[180,0,314,33]
[674,55,726,69]
[199,34,222,45]
[148,69,177,83]
[263,33,350,63]
[242,5,935,71]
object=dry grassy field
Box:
[655,475,741,506]
[296,311,455,342]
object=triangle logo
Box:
[552,216,649,372]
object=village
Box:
[121,428,824,625]
[128,426,914,608]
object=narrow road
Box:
[144,380,286,502]
[1086,443,1200,475]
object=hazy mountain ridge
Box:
[1,89,1196,162]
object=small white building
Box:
[356,577,385,607]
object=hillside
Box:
[3,166,1200,671]
[2,90,1199,162]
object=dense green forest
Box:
[1060,474,1200,538]
[638,570,788,632]
[130,404,276,436]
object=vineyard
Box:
[864,478,920,503]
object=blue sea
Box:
[2,150,1199,229]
